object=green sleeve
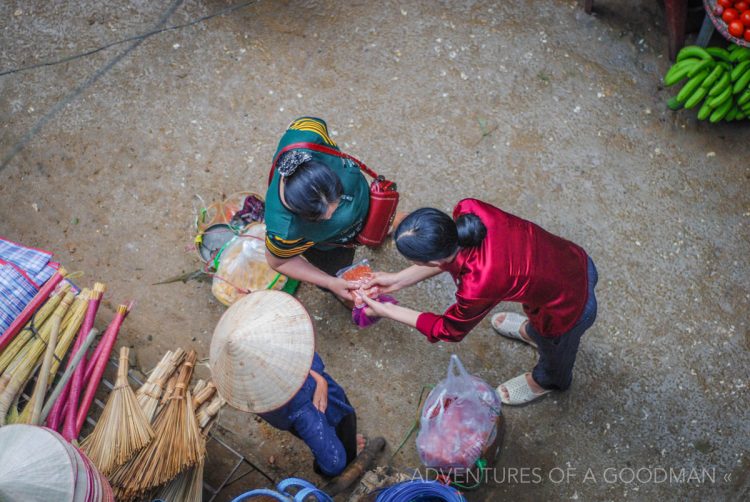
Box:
[265,232,315,258]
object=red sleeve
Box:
[415,294,496,343]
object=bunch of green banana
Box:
[664,44,750,122]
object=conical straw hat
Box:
[0,424,76,501]
[210,290,315,413]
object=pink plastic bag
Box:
[352,295,398,328]
[416,355,501,469]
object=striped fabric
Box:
[288,117,337,146]
[0,237,53,277]
[0,238,55,334]
[0,260,39,333]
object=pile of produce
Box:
[664,44,750,121]
[713,0,750,41]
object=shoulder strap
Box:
[268,142,379,185]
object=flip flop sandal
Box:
[497,373,551,406]
[491,312,537,349]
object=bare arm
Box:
[265,250,356,300]
[357,292,421,328]
[366,264,444,294]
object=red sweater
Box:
[415,199,589,342]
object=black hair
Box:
[283,160,343,221]
[394,208,486,262]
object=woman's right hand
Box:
[325,276,360,302]
[364,271,402,294]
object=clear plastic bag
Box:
[416,355,501,469]
[211,223,287,306]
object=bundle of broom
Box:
[80,346,154,476]
[110,350,204,500]
[154,380,218,502]
[0,283,70,375]
[0,267,67,352]
[0,290,79,425]
[135,348,186,421]
[46,283,105,431]
[17,289,89,425]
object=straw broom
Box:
[110,350,204,498]
[73,302,131,438]
[0,284,69,374]
[135,348,185,422]
[80,347,154,476]
[0,291,74,424]
[160,372,179,405]
[154,381,217,502]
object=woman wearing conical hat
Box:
[210,290,364,477]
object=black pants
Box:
[303,246,356,277]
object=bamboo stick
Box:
[28,300,66,425]
[40,328,99,423]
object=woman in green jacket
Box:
[264,117,370,301]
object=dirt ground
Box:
[1,0,749,500]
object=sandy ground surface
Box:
[1,0,749,500]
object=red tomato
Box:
[717,0,732,7]
[723,8,740,23]
[741,10,750,24]
[736,1,749,12]
[745,28,750,41]
[729,20,746,37]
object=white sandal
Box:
[491,312,537,349]
[497,373,550,405]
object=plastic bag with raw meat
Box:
[416,354,501,469]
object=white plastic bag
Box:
[416,355,501,469]
[211,224,286,306]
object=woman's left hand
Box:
[356,289,398,319]
[310,370,328,413]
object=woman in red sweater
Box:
[359,198,598,405]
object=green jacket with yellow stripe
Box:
[264,117,370,258]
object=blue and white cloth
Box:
[0,237,57,334]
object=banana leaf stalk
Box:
[72,303,131,439]
[50,283,105,432]
[0,267,67,352]
[0,291,74,425]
